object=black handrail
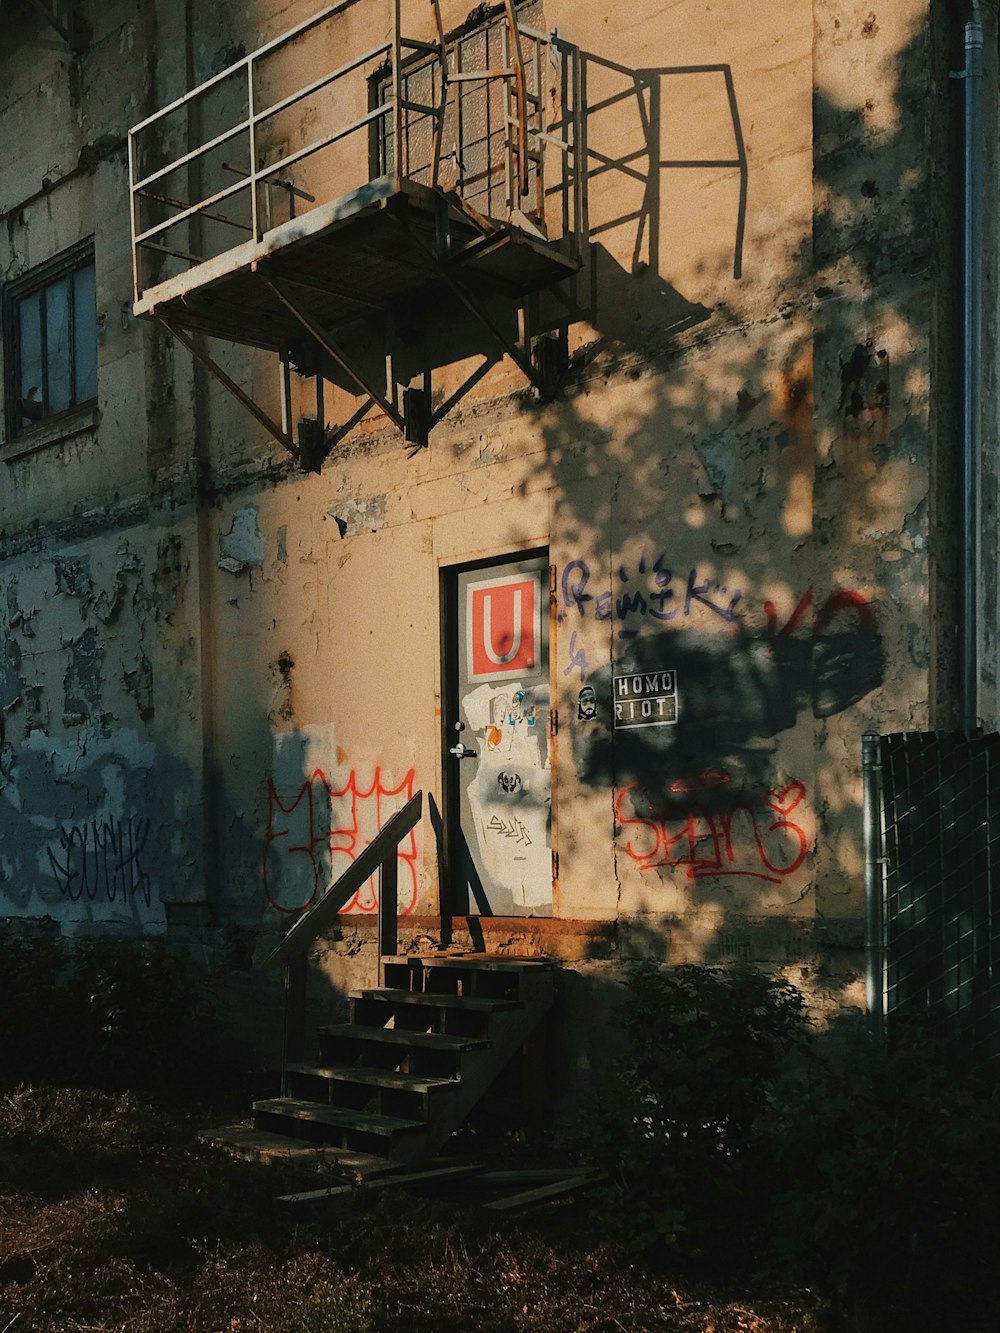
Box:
[266,788,423,1094]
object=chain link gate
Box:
[865,730,1000,1060]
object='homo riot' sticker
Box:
[612,670,678,728]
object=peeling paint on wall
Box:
[218,506,265,573]
[0,731,167,928]
[328,493,387,539]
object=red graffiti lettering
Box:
[765,585,874,637]
[263,766,418,916]
[615,777,809,884]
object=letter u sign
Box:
[482,588,523,664]
[467,572,541,681]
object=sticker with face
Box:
[497,771,522,794]
[509,690,536,727]
[578,685,597,720]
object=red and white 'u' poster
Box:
[466,571,541,681]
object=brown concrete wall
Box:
[0,0,973,1065]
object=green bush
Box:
[587,962,811,1254]
[0,934,76,1080]
[761,1029,1000,1330]
[0,935,211,1089]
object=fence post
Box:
[862,730,884,1038]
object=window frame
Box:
[2,237,98,451]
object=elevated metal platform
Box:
[128,1,583,465]
[136,176,577,340]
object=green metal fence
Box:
[867,730,1000,1060]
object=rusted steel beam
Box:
[261,273,405,430]
[156,317,300,461]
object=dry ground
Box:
[0,1083,819,1333]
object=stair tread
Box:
[201,1124,395,1175]
[254,1097,424,1135]
[286,1063,457,1093]
[353,987,519,1012]
[383,954,552,971]
[319,1023,492,1051]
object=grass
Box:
[0,1079,819,1333]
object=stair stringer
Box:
[386,967,554,1166]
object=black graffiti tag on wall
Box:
[47,814,153,908]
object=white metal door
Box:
[451,554,552,916]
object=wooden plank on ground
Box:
[482,1172,604,1213]
[476,1168,582,1186]
[277,1162,484,1203]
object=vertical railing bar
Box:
[558,42,570,243]
[379,848,399,987]
[282,955,307,1097]
[279,349,293,436]
[574,46,587,262]
[879,736,891,1028]
[429,0,448,187]
[392,0,404,176]
[248,56,259,241]
[863,730,884,1039]
[128,130,141,303]
[533,32,544,218]
[502,15,515,214]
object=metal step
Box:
[254,1097,424,1139]
[351,987,519,1012]
[284,1062,457,1095]
[381,954,553,971]
[201,1123,395,1176]
[318,1024,492,1052]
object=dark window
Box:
[4,239,97,438]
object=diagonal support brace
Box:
[157,316,300,462]
[388,211,544,394]
[260,273,405,431]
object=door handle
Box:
[449,743,477,758]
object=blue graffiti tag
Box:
[561,554,743,641]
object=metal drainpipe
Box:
[956,13,984,733]
[862,731,884,1038]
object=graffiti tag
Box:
[263,766,418,915]
[616,774,809,885]
[47,814,153,907]
[488,814,533,846]
[561,555,743,641]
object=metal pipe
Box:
[862,730,884,1037]
[959,16,984,732]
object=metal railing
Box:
[128,1,582,304]
[265,788,423,1095]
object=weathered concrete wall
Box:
[0,0,971,1066]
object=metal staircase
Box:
[215,791,555,1174]
[254,953,554,1167]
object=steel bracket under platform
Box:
[143,178,577,472]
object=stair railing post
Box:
[378,847,399,987]
[281,955,307,1097]
[265,790,421,1087]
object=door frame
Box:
[439,545,552,937]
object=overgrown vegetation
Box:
[0,1082,807,1333]
[585,963,1000,1332]
[586,963,811,1255]
[3,943,999,1330]
[0,933,211,1087]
